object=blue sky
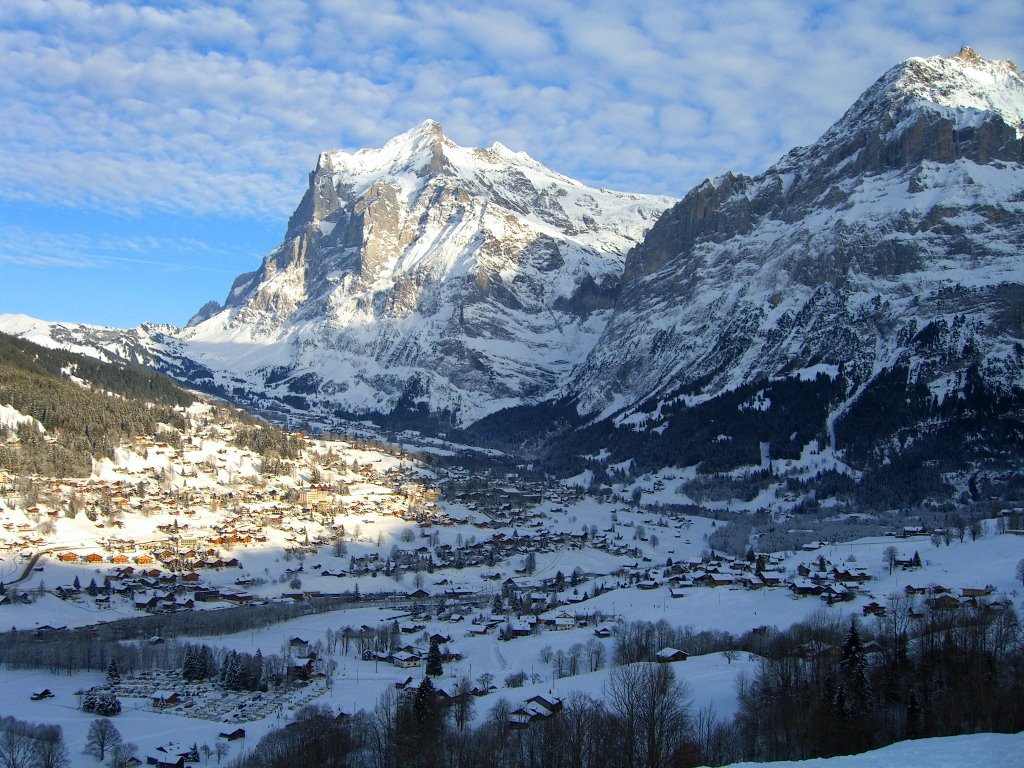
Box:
[1,0,1021,327]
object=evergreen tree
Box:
[201,645,215,679]
[492,593,503,615]
[106,658,121,686]
[182,646,199,681]
[553,570,566,591]
[412,676,443,752]
[906,690,922,738]
[840,618,872,714]
[224,651,243,691]
[72,576,81,591]
[832,681,848,717]
[86,689,121,716]
[426,639,443,677]
[253,648,265,691]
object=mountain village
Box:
[0,40,1022,768]
[1,391,1021,766]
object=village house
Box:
[289,637,312,657]
[655,647,689,663]
[151,691,182,709]
[509,694,563,728]
[391,650,421,668]
[289,658,315,680]
[929,593,962,610]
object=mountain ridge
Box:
[3,49,1022,506]
[536,48,1023,504]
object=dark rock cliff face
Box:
[554,50,1024,502]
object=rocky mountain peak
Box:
[890,48,1024,124]
[175,124,672,426]
[378,118,453,177]
[575,48,1024,439]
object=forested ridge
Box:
[0,331,193,476]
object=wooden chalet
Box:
[391,651,421,668]
[694,573,735,588]
[930,594,961,610]
[655,647,689,663]
[863,601,887,617]
[151,691,182,708]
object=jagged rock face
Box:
[572,50,1024,468]
[181,120,672,424]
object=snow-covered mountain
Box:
[177,120,672,425]
[547,48,1024,491]
[1,122,670,427]
[3,50,1022,500]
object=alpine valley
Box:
[4,48,1024,511]
[1,47,1024,768]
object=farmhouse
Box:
[655,647,689,663]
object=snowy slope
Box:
[561,49,1024,483]
[718,731,1024,768]
[716,733,1019,768]
[177,120,672,425]
[1,122,670,428]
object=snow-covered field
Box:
[719,731,1024,768]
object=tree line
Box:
[0,715,69,768]
[0,592,374,676]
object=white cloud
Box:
[0,0,1021,217]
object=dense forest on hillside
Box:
[0,332,192,476]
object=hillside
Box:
[0,332,195,476]
[720,732,1024,768]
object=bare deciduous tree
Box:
[108,741,138,768]
[84,719,120,761]
[605,662,692,768]
[883,545,899,575]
